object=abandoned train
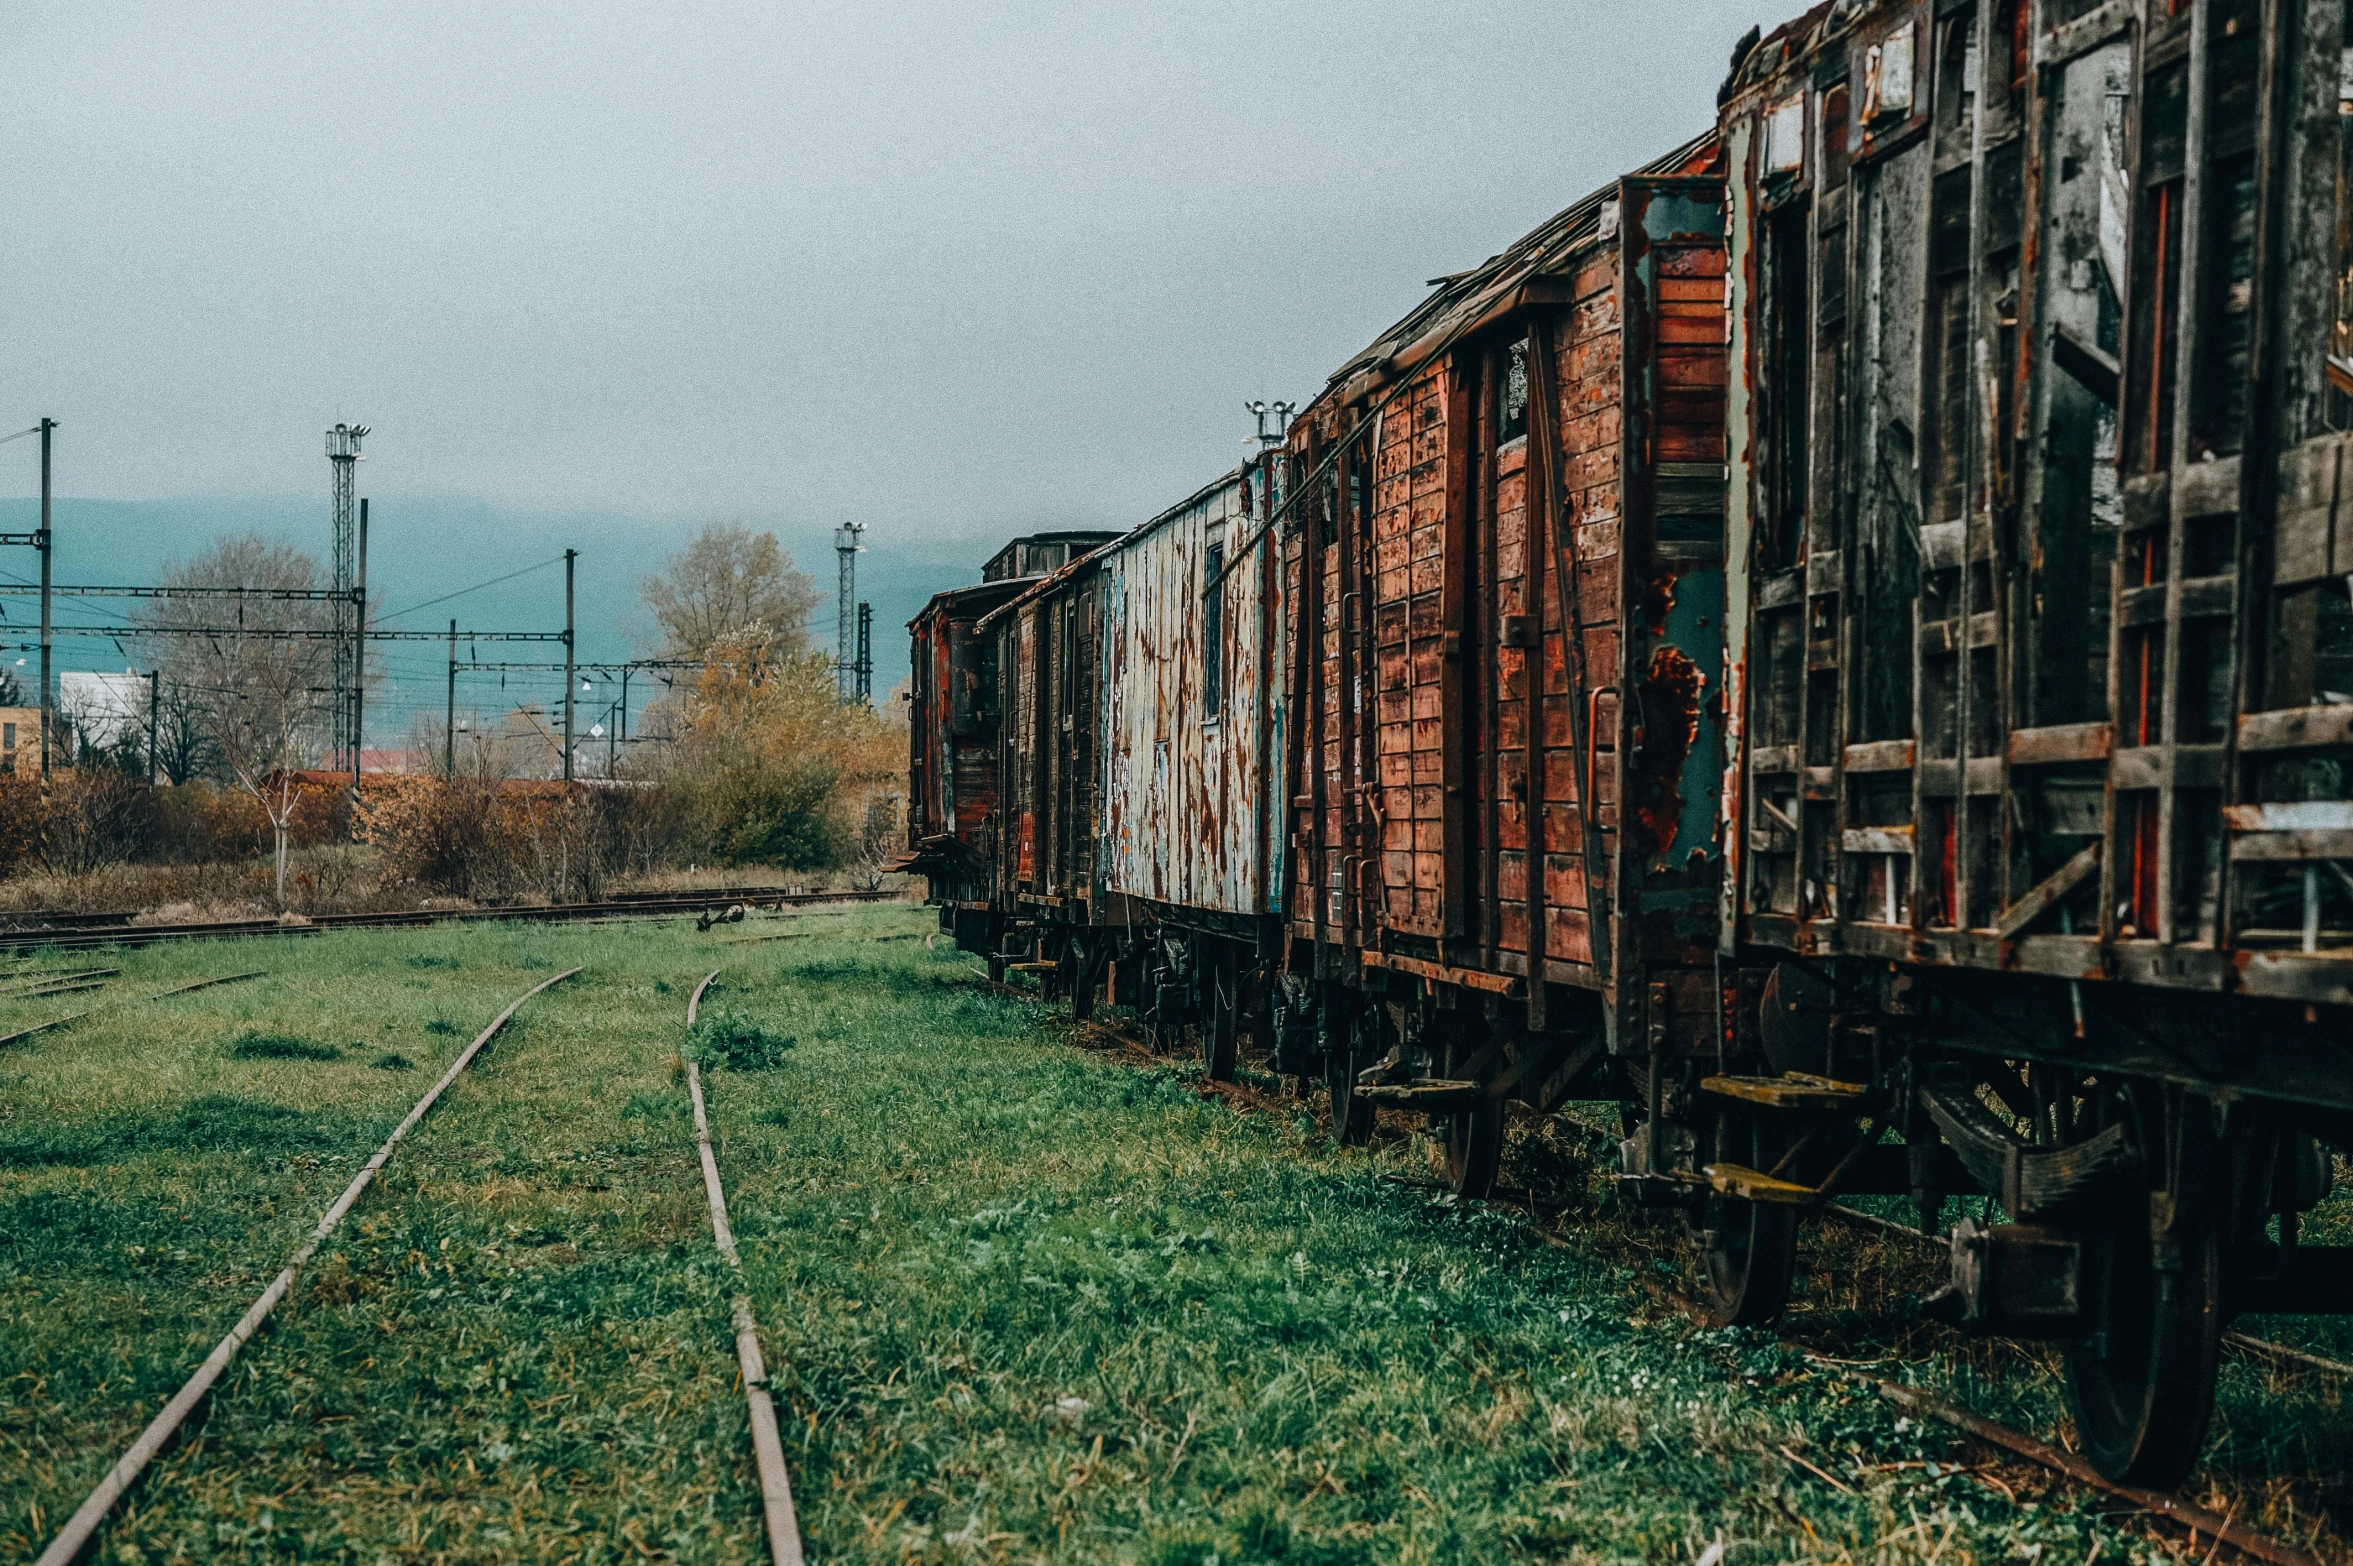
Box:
[901,0,2353,1488]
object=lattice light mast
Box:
[326,423,367,768]
[834,522,865,699]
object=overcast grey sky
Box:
[0,0,1781,538]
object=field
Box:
[1,903,2346,1564]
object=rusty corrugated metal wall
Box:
[1099,461,1286,918]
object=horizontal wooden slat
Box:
[2230,830,2353,861]
[1757,569,1804,610]
[2174,453,2241,519]
[2178,575,2235,619]
[1842,826,1915,856]
[2223,802,2353,831]
[2239,705,2353,752]
[1844,739,1916,773]
[2007,722,2113,765]
[1751,744,1798,774]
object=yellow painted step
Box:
[1700,1071,1874,1111]
[1701,1162,1818,1205]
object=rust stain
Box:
[1632,644,1704,863]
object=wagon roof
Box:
[1720,0,1854,104]
[973,462,1255,633]
[1303,128,1721,415]
[906,575,1037,632]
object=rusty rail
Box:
[685,971,807,1566]
[31,967,582,1566]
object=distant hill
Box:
[0,493,1035,744]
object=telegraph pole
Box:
[834,522,864,698]
[37,417,53,776]
[562,548,576,784]
[446,619,457,779]
[326,423,366,774]
[146,669,159,784]
[352,498,368,787]
[855,600,873,703]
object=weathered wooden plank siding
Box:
[1099,465,1286,917]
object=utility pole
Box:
[352,498,368,787]
[562,548,576,784]
[619,665,630,755]
[855,600,873,703]
[326,423,366,774]
[146,669,159,784]
[38,417,53,776]
[834,522,864,698]
[446,619,457,779]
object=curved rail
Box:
[33,966,583,1566]
[685,970,807,1566]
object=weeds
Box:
[685,1013,795,1070]
[2,907,2340,1565]
[224,1028,339,1060]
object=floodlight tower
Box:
[834,521,865,698]
[326,423,367,768]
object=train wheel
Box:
[1200,948,1239,1081]
[1696,1115,1797,1327]
[1326,1012,1374,1146]
[1068,937,1097,1022]
[2062,1087,2222,1487]
[1442,1093,1503,1199]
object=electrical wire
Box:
[378,555,563,623]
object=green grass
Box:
[0,909,2334,1563]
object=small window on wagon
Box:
[1499,338,1530,445]
[1203,540,1225,712]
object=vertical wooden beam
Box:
[1524,319,1557,1032]
[1255,457,1281,921]
[1479,349,1504,968]
[1441,356,1475,946]
[2219,0,2296,952]
[1303,442,1329,958]
[1336,430,1364,958]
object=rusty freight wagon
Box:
[901,531,1114,958]
[1716,0,2353,1485]
[1273,136,1732,1200]
[977,455,1290,1062]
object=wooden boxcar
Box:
[977,456,1289,1059]
[1276,135,1732,1195]
[901,531,1115,957]
[1718,0,2353,1484]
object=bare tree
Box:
[135,536,333,905]
[151,678,220,784]
[642,524,822,659]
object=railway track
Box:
[0,886,902,955]
[684,971,806,1566]
[29,968,582,1566]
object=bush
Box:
[684,757,842,869]
[358,777,689,902]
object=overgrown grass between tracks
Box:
[1,907,2345,1564]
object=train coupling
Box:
[1923,1217,2089,1338]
